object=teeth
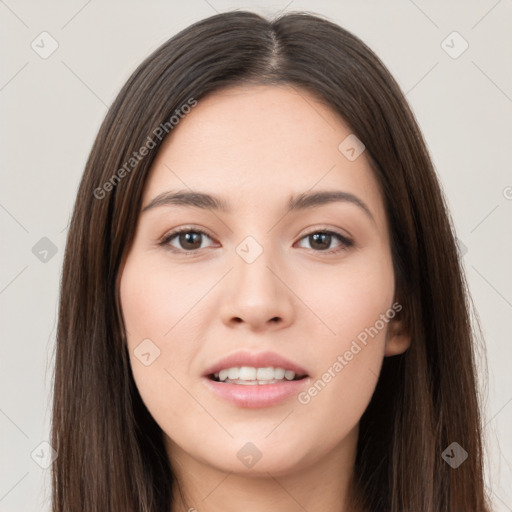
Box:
[239,366,257,380]
[256,367,274,380]
[213,366,300,383]
[274,367,285,379]
[284,370,295,381]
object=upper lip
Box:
[202,350,309,377]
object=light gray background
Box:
[1,1,511,510]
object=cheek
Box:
[292,249,394,412]
[119,256,204,416]
[120,255,207,341]
[296,246,395,348]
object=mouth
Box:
[201,350,310,408]
[207,366,308,385]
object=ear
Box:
[384,309,411,357]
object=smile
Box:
[210,366,307,384]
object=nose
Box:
[219,244,295,332]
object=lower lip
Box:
[202,377,310,408]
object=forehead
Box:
[142,84,385,222]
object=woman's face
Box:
[119,84,409,477]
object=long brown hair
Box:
[51,10,490,511]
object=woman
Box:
[51,10,490,511]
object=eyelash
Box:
[159,225,354,256]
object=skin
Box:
[118,84,411,512]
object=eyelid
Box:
[160,224,354,254]
[159,225,217,248]
[297,224,353,243]
[295,227,354,254]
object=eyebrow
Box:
[141,189,375,223]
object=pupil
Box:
[310,233,330,250]
[177,232,332,251]
[180,232,202,250]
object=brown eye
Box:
[177,232,203,250]
[309,233,332,251]
[296,230,353,253]
[162,229,214,252]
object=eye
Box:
[160,227,354,255]
[295,230,354,254]
[160,227,216,252]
